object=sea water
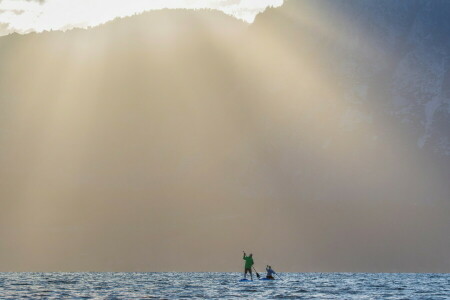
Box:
[0,272,449,299]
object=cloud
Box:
[0,0,284,36]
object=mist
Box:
[0,0,449,272]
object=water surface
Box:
[0,272,449,299]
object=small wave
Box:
[415,290,433,293]
[46,280,79,285]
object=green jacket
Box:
[243,255,254,269]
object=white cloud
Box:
[0,0,284,36]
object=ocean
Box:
[0,272,449,299]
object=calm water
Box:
[0,272,449,299]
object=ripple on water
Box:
[0,272,448,299]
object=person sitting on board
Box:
[243,251,254,280]
[266,265,276,280]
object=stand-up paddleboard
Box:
[239,278,252,282]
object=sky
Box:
[0,0,284,36]
[0,0,449,272]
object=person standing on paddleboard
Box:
[243,251,254,280]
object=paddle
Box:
[253,266,260,279]
[275,272,283,280]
